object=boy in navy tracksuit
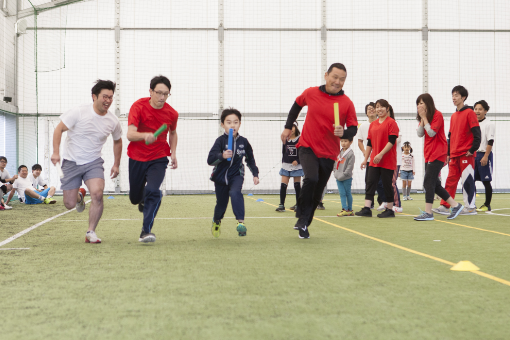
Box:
[207,108,259,238]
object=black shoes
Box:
[355,207,372,217]
[275,204,285,212]
[298,225,310,239]
[317,202,325,210]
[377,208,395,218]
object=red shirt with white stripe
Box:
[295,87,357,160]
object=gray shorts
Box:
[61,158,105,190]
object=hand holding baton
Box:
[146,124,168,145]
[227,128,233,161]
[334,103,340,127]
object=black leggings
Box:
[365,166,394,203]
[481,181,492,206]
[423,160,450,204]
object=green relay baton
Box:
[146,124,168,145]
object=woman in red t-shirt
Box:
[415,93,463,221]
[356,99,399,218]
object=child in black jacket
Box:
[207,108,259,238]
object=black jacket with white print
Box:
[207,133,259,185]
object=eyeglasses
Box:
[152,90,170,98]
[0,160,6,163]
[101,94,114,101]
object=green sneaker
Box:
[211,220,221,238]
[236,222,247,237]
[476,204,491,212]
[44,197,56,204]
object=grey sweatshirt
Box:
[334,148,355,182]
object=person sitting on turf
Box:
[5,165,56,206]
[29,163,57,199]
[0,156,17,210]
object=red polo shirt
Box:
[449,107,479,158]
[367,117,399,170]
[127,98,178,162]
[423,110,447,163]
[295,87,357,160]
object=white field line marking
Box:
[0,248,30,250]
[59,215,418,222]
[0,200,91,247]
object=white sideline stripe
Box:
[0,200,91,247]
[0,248,30,250]
[59,215,418,222]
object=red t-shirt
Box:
[295,87,357,160]
[367,117,399,170]
[127,98,179,162]
[449,107,479,158]
[423,110,447,163]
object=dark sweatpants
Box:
[129,157,168,233]
[213,175,245,221]
[295,147,335,227]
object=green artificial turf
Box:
[1,194,510,339]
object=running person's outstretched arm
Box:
[245,141,259,185]
[168,129,178,169]
[51,121,69,165]
[281,102,303,142]
[126,125,157,144]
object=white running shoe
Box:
[408,196,413,200]
[3,205,12,210]
[403,196,408,201]
[459,207,477,215]
[432,205,450,215]
[85,231,101,244]
[392,206,403,213]
[377,203,387,211]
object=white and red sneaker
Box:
[85,231,101,244]
[392,206,403,213]
[76,188,86,213]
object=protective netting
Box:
[0,0,508,194]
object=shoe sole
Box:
[212,225,221,238]
[76,193,85,213]
[414,217,434,221]
[298,235,310,239]
[237,225,247,237]
[432,210,450,215]
[459,212,477,216]
[139,236,156,243]
[275,209,285,212]
[377,215,395,218]
[85,237,101,244]
[447,206,465,220]
[355,214,372,217]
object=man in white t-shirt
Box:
[1,156,17,210]
[51,80,123,244]
[473,100,495,212]
[28,163,56,198]
[5,165,57,205]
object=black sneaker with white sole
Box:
[298,225,310,239]
[275,204,285,212]
[377,208,395,218]
[355,207,373,217]
[139,231,156,243]
[289,205,297,210]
